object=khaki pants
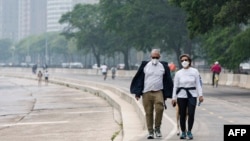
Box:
[142,91,164,132]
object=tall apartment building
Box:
[18,0,47,40]
[0,0,46,41]
[46,0,72,32]
[18,0,30,41]
[0,0,19,41]
[72,0,99,5]
[0,0,98,41]
[46,0,99,32]
[0,0,2,39]
[30,0,47,36]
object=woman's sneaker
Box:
[187,131,193,139]
[180,132,186,139]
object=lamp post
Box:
[11,45,15,66]
[26,40,31,65]
[45,33,48,65]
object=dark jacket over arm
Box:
[130,61,147,98]
[130,61,173,100]
[161,61,173,99]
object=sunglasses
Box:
[180,59,188,62]
[152,57,159,59]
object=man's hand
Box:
[135,96,140,101]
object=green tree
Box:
[60,4,113,67]
[202,25,240,68]
[100,0,194,68]
[15,32,78,65]
[225,27,250,70]
[99,1,136,69]
[169,0,250,38]
[46,33,78,64]
[0,39,12,62]
[15,36,35,63]
[170,0,250,70]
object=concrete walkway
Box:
[1,72,250,141]
[0,76,122,141]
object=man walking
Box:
[44,70,49,85]
[111,66,116,79]
[130,49,173,139]
[37,70,43,86]
[100,63,108,80]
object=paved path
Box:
[52,73,250,141]
[1,72,250,141]
[0,76,121,141]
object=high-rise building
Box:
[0,0,19,41]
[0,0,46,41]
[72,0,99,5]
[46,0,99,32]
[18,0,47,40]
[46,0,72,32]
[18,0,31,41]
[30,0,47,36]
[0,0,2,39]
[0,0,98,41]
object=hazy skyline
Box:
[0,0,99,42]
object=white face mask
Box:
[181,61,189,68]
[152,59,159,65]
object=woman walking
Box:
[37,70,43,86]
[171,54,204,140]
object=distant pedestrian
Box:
[210,61,221,87]
[44,70,49,85]
[111,67,117,80]
[168,62,176,79]
[37,70,43,86]
[32,64,37,74]
[43,64,48,71]
[100,63,108,80]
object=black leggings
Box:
[177,98,197,132]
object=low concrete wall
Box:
[186,70,250,89]
[1,67,249,89]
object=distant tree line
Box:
[0,0,249,71]
[0,32,84,67]
[59,0,250,70]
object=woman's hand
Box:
[172,99,177,107]
[199,96,204,103]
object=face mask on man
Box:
[152,59,159,65]
[181,61,189,68]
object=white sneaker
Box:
[155,127,162,137]
[147,131,154,139]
